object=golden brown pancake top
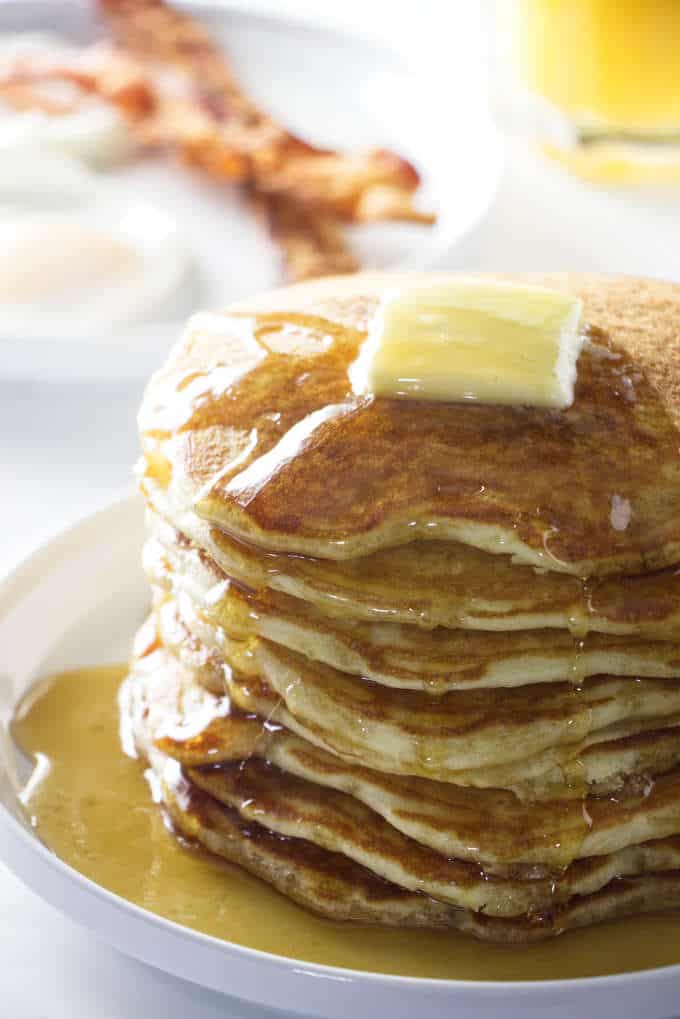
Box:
[139,273,680,575]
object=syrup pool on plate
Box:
[12,663,680,982]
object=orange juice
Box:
[515,0,680,137]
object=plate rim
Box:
[1,491,680,1014]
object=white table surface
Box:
[3,2,680,1016]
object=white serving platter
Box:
[0,492,680,1019]
[0,0,502,380]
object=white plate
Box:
[0,0,502,381]
[1,492,680,1019]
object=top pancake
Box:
[138,272,680,575]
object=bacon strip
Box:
[0,45,154,117]
[95,0,433,279]
[1,0,435,279]
[98,0,432,221]
[250,190,359,282]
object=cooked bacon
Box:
[90,0,434,279]
[255,149,435,224]
[97,0,433,222]
[251,191,360,281]
[0,44,155,118]
[75,46,156,116]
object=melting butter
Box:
[352,279,584,408]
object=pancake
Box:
[228,665,680,798]
[165,606,680,779]
[228,668,680,798]
[159,763,460,929]
[151,595,680,797]
[128,636,680,877]
[129,270,680,944]
[138,272,680,575]
[252,641,680,778]
[190,759,680,916]
[143,498,680,640]
[163,713,680,873]
[145,522,680,691]
[123,643,680,925]
[124,605,680,940]
[162,770,680,943]
[156,756,680,943]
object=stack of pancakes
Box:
[123,272,680,943]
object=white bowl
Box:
[1,492,680,1018]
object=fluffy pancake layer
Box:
[138,273,680,575]
[122,636,680,937]
[162,772,680,944]
[143,490,680,639]
[144,514,680,691]
[130,271,680,945]
[153,589,680,790]
[129,639,680,871]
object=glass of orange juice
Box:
[495,0,680,181]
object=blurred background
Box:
[4,0,680,573]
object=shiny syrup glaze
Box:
[139,492,680,663]
[142,527,680,698]
[11,665,680,981]
[139,280,680,573]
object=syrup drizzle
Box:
[11,665,680,982]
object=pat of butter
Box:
[351,279,584,409]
